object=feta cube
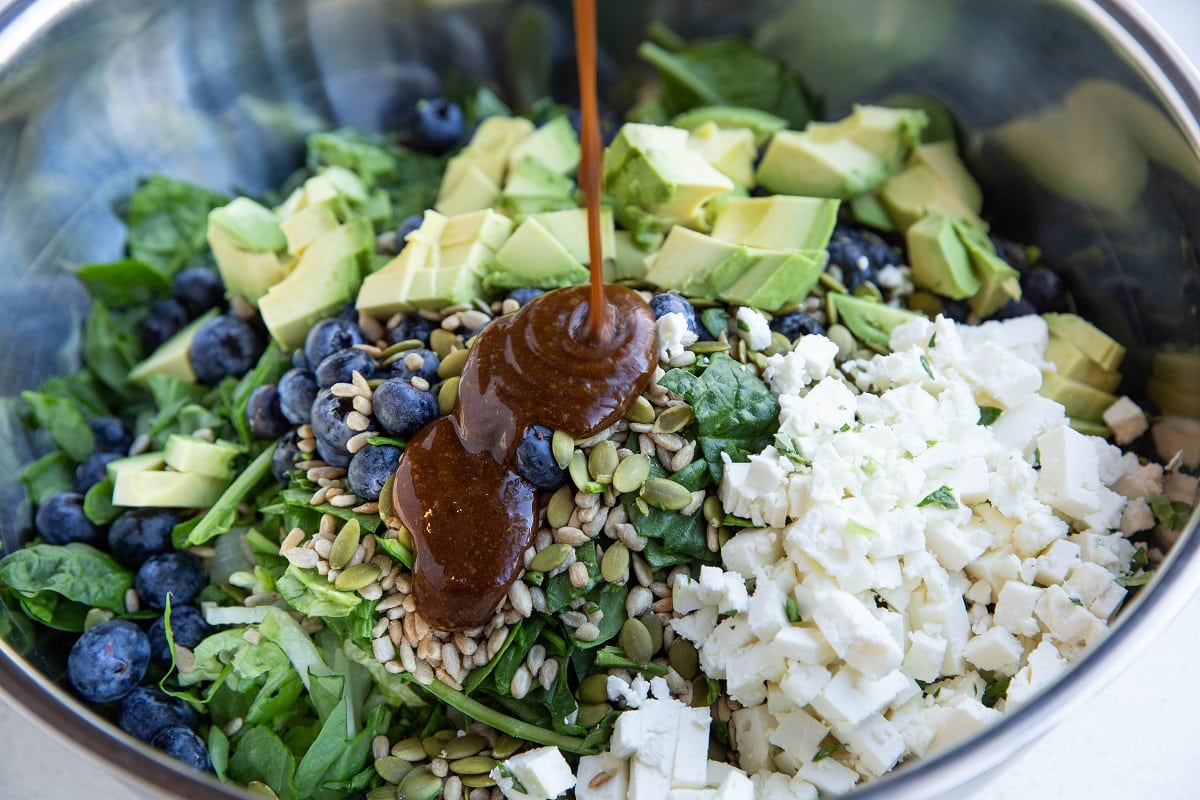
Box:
[576,754,628,800]
[825,712,905,776]
[735,307,771,352]
[1072,532,1136,575]
[721,530,782,579]
[496,747,576,800]
[795,754,859,795]
[671,706,712,789]
[713,767,755,800]
[747,578,789,640]
[1034,584,1105,646]
[962,626,1023,673]
[657,312,699,365]
[768,707,830,765]
[611,699,679,763]
[671,606,719,644]
[779,662,832,707]
[992,581,1043,637]
[1036,425,1104,520]
[770,625,836,664]
[787,777,818,800]
[954,340,1043,409]
[1010,509,1068,559]
[1102,396,1148,445]
[925,517,990,572]
[810,666,911,726]
[725,642,785,706]
[730,705,776,774]
[1005,637,1068,710]
[927,695,1002,755]
[810,589,902,677]
[1034,538,1082,585]
[1120,497,1155,535]
[902,629,947,682]
[751,772,796,800]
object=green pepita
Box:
[441,734,488,760]
[449,756,496,775]
[459,774,497,789]
[552,430,575,470]
[600,542,630,584]
[491,735,522,760]
[638,611,663,654]
[379,474,396,520]
[568,449,589,490]
[366,787,399,800]
[619,617,654,666]
[577,673,610,704]
[577,702,612,729]
[767,331,792,355]
[634,497,650,516]
[397,767,443,800]
[437,376,460,415]
[652,404,693,434]
[611,454,651,494]
[380,338,424,359]
[641,478,692,511]
[702,496,723,528]
[624,395,655,424]
[688,340,731,355]
[429,329,459,359]
[668,638,699,680]
[825,292,839,327]
[394,524,415,551]
[588,440,619,484]
[430,729,456,741]
[437,348,470,379]
[391,738,427,762]
[334,562,382,591]
[546,485,575,529]
[826,324,856,360]
[328,518,361,570]
[83,607,114,631]
[375,756,415,784]
[819,271,848,295]
[853,281,883,301]
[421,736,446,758]
[906,290,945,317]
[529,543,572,573]
[246,781,280,799]
[691,675,709,708]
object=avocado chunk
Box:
[496,194,579,221]
[163,434,243,480]
[878,162,985,231]
[953,221,1021,318]
[670,105,787,147]
[112,470,230,509]
[849,193,896,232]
[449,116,536,184]
[906,213,980,300]
[435,162,501,216]
[487,218,590,293]
[502,156,576,198]
[911,141,983,213]
[531,208,615,266]
[208,225,292,306]
[1043,313,1126,372]
[209,197,287,252]
[613,231,653,282]
[717,249,825,311]
[756,131,891,199]
[829,292,922,351]
[807,104,928,173]
[687,122,757,187]
[1045,336,1122,393]
[643,226,756,298]
[1039,371,1118,423]
[128,309,220,385]
[280,200,344,257]
[1069,418,1112,438]
[711,196,840,251]
[506,115,581,175]
[105,452,167,482]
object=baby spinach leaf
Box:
[276,566,362,619]
[207,726,230,781]
[177,443,276,547]
[490,617,546,696]
[125,175,227,275]
[545,541,599,612]
[0,543,131,615]
[83,479,121,524]
[38,373,109,418]
[373,536,413,569]
[82,301,143,395]
[227,725,298,800]
[20,451,76,505]
[277,489,383,534]
[75,258,170,307]
[21,391,95,462]
[575,583,629,651]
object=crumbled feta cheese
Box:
[902,629,948,682]
[576,754,628,800]
[795,755,859,795]
[721,530,782,579]
[657,312,699,365]
[495,747,576,800]
[962,626,1023,672]
[1101,396,1148,445]
[730,705,776,774]
[810,590,902,678]
[767,707,829,766]
[734,307,771,351]
[608,674,652,709]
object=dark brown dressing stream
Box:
[392,0,658,631]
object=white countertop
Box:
[1,1,1198,798]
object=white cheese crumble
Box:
[734,307,771,352]
[657,312,700,367]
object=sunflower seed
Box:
[510,666,532,699]
[588,440,619,484]
[373,636,396,662]
[444,776,464,800]
[553,526,589,546]
[285,548,319,569]
[335,562,382,591]
[538,658,559,690]
[624,395,656,424]
[625,585,653,618]
[574,622,600,642]
[568,561,590,588]
[329,493,360,508]
[611,454,651,494]
[600,542,630,584]
[508,581,533,617]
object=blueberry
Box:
[141,299,190,353]
[314,347,376,388]
[372,379,439,438]
[396,214,423,243]
[244,384,291,439]
[1021,267,1068,313]
[75,452,121,494]
[147,604,211,663]
[304,319,365,368]
[991,236,1031,273]
[388,315,436,347]
[315,436,352,469]
[272,429,304,483]
[310,388,356,452]
[67,620,149,703]
[506,288,544,309]
[347,444,403,502]
[941,299,971,323]
[514,425,565,491]
[770,311,826,340]
[119,686,198,742]
[171,267,225,316]
[826,226,897,290]
[389,348,440,384]
[135,552,207,609]
[107,509,179,568]
[410,97,465,154]
[35,492,99,546]
[89,416,132,455]
[987,298,1039,321]
[189,315,262,385]
[277,368,319,425]
[151,725,211,772]
[649,293,701,338]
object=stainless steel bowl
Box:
[0,1,1197,798]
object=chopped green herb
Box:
[981,675,1011,708]
[917,486,958,509]
[812,742,846,762]
[784,597,801,623]
[846,520,875,536]
[1149,494,1191,532]
[978,406,1003,426]
[919,354,935,380]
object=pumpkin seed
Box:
[391,738,427,761]
[819,272,847,294]
[367,787,398,800]
[376,756,415,784]
[429,329,459,359]
[441,734,487,760]
[767,331,792,355]
[652,404,693,434]
[638,611,663,654]
[246,781,279,798]
[529,543,572,573]
[853,281,883,301]
[449,756,496,775]
[688,340,730,354]
[826,324,856,360]
[577,702,612,729]
[577,673,610,704]
[398,767,443,800]
[611,454,651,494]
[588,440,619,484]
[552,430,575,469]
[600,542,630,584]
[825,293,839,326]
[691,675,710,708]
[668,638,699,680]
[334,562,382,591]
[568,449,589,490]
[906,290,944,317]
[702,496,723,528]
[395,524,415,551]
[380,339,424,359]
[437,348,470,379]
[619,617,654,666]
[491,735,522,759]
[329,518,361,570]
[438,376,460,416]
[546,485,575,529]
[379,474,396,520]
[422,736,447,758]
[459,774,497,789]
[624,395,655,424]
[634,497,650,516]
[640,478,692,511]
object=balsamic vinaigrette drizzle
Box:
[392,0,658,631]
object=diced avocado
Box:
[1147,378,1200,419]
[112,470,229,509]
[487,218,589,293]
[105,452,167,482]
[912,141,983,213]
[878,162,986,231]
[318,167,371,206]
[953,221,1021,318]
[162,434,243,480]
[879,92,960,144]
[209,197,287,252]
[439,209,514,251]
[906,213,980,300]
[670,106,787,147]
[613,231,652,282]
[208,225,292,305]
[128,309,220,384]
[435,161,501,216]
[643,227,756,298]
[403,258,485,311]
[506,115,581,175]
[355,242,432,318]
[496,195,579,222]
[531,208,615,266]
[717,249,825,311]
[807,104,928,172]
[603,123,691,180]
[259,217,372,349]
[1046,336,1122,393]
[1039,371,1118,423]
[829,293,922,351]
[1069,418,1112,437]
[849,193,896,232]
[456,116,536,184]
[502,156,575,198]
[756,132,890,199]
[1043,313,1126,372]
[280,200,343,257]
[687,122,757,187]
[711,196,840,251]
[607,143,734,237]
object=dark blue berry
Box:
[1021,267,1068,313]
[315,436,352,469]
[272,429,304,483]
[770,311,826,340]
[389,348,440,384]
[372,379,439,439]
[991,236,1031,273]
[245,384,291,439]
[135,552,207,609]
[141,299,190,353]
[506,288,544,309]
[649,293,702,338]
[310,388,356,453]
[396,214,423,242]
[35,492,99,546]
[147,604,211,664]
[107,509,179,568]
[277,368,319,425]
[171,267,225,316]
[826,226,897,290]
[89,416,132,455]
[514,425,565,491]
[987,298,1038,321]
[941,299,971,323]
[67,620,149,703]
[315,347,376,388]
[75,452,121,494]
[335,302,360,323]
[304,319,365,368]
[411,98,465,154]
[119,686,198,742]
[292,348,308,369]
[388,315,436,346]
[347,444,403,502]
[151,725,211,772]
[189,315,262,385]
